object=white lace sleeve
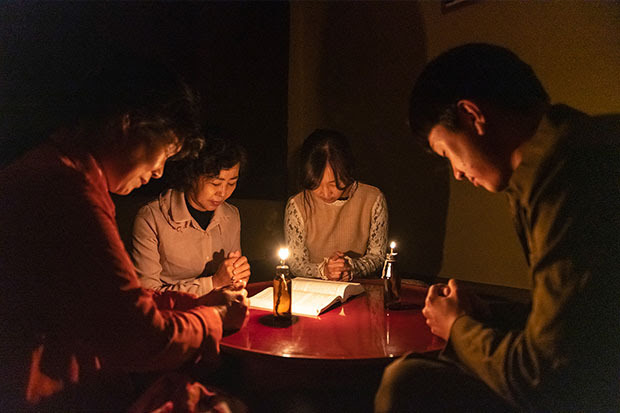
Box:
[349,191,388,278]
[284,197,323,278]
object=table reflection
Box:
[221,279,444,360]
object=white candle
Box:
[390,241,396,255]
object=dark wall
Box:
[0,2,289,199]
[187,3,289,200]
[289,2,449,280]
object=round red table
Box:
[221,279,443,360]
[215,279,444,412]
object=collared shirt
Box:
[443,105,620,411]
[0,141,223,411]
[131,189,241,296]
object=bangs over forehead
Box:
[300,129,355,191]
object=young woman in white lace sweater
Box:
[285,129,388,280]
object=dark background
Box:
[0,2,450,282]
[0,2,289,199]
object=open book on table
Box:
[249,278,365,317]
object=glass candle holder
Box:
[274,248,292,318]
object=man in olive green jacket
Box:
[375,44,619,412]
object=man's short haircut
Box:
[409,43,549,151]
[167,135,247,192]
[73,52,201,158]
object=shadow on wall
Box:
[228,198,285,283]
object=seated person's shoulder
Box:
[357,182,383,199]
[287,192,303,208]
[220,201,240,219]
[135,196,161,219]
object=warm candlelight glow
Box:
[389,241,396,255]
[278,248,289,261]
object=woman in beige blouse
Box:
[285,129,388,280]
[131,137,251,295]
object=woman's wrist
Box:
[343,256,356,280]
[318,258,329,280]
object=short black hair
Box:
[72,52,202,158]
[299,129,355,192]
[409,43,549,150]
[168,135,247,192]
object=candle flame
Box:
[278,248,289,261]
[390,241,396,249]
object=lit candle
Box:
[278,247,289,263]
[274,247,292,318]
[390,241,396,255]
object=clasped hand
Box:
[212,250,251,290]
[325,251,352,281]
[422,278,491,341]
[197,285,249,332]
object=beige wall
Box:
[288,1,620,289]
[419,0,620,288]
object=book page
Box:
[249,286,337,317]
[249,278,365,317]
[291,291,340,317]
[249,287,276,312]
[292,278,362,299]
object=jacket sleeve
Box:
[131,206,166,291]
[51,182,223,373]
[232,206,242,253]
